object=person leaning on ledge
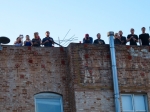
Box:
[32,32,41,47]
[118,30,126,45]
[14,37,23,46]
[139,27,150,46]
[93,33,105,44]
[114,33,122,45]
[127,28,138,45]
[42,31,54,47]
[83,34,93,44]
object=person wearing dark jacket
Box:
[42,31,54,47]
[83,34,93,44]
[94,33,105,44]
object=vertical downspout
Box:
[108,31,120,112]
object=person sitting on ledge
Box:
[93,33,105,44]
[83,34,93,44]
[14,37,23,46]
[42,31,54,47]
[32,32,41,47]
[24,35,32,46]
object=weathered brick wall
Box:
[1,44,150,112]
[68,44,115,112]
[116,45,150,110]
[0,46,71,112]
[68,44,150,112]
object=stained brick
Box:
[1,44,150,112]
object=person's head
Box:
[16,37,21,42]
[130,28,134,34]
[141,27,146,33]
[97,33,101,39]
[85,34,89,39]
[34,32,39,39]
[119,30,123,36]
[114,33,119,38]
[46,31,50,37]
[26,35,30,40]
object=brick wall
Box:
[68,44,150,112]
[68,44,115,112]
[0,44,150,112]
[0,46,71,112]
[116,45,150,111]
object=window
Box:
[121,94,148,112]
[34,93,63,112]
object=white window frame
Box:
[34,93,64,112]
[121,94,148,112]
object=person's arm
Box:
[39,39,42,45]
[31,39,34,46]
[93,40,97,44]
[42,38,49,45]
[126,35,131,42]
[102,40,105,44]
[148,34,150,42]
[24,41,26,46]
[20,41,23,46]
[103,40,105,44]
[14,41,17,44]
[134,35,139,42]
[49,37,54,44]
[122,37,126,45]
[83,38,85,43]
[90,37,93,44]
[51,38,54,44]
[114,38,117,44]
[139,35,142,46]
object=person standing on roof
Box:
[83,34,93,44]
[127,28,138,45]
[139,27,150,46]
[32,32,41,47]
[94,33,105,44]
[42,31,54,47]
[24,35,32,46]
[14,37,23,46]
[118,30,126,45]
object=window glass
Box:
[134,95,146,111]
[121,95,133,111]
[121,94,148,112]
[35,93,63,112]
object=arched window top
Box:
[34,93,62,99]
[34,92,63,112]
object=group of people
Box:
[14,27,150,47]
[14,31,54,47]
[83,27,150,46]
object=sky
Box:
[0,0,150,46]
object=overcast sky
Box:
[0,0,150,46]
